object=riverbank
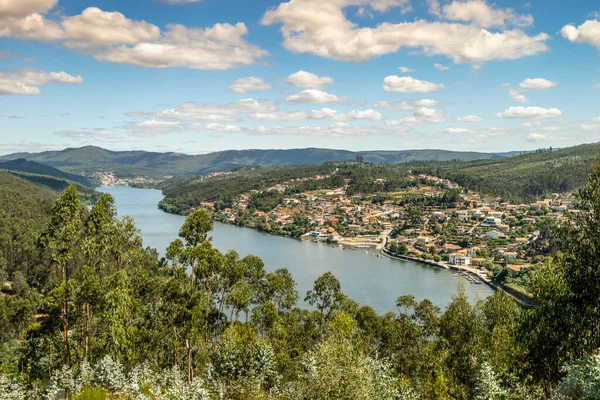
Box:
[380,247,534,307]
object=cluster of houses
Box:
[202,170,578,279]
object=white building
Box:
[449,253,472,266]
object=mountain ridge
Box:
[0,145,525,178]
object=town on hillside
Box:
[197,169,576,299]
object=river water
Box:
[99,186,493,313]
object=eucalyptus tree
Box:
[38,185,84,369]
[305,272,345,334]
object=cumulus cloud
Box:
[203,123,242,132]
[581,124,600,132]
[261,0,548,63]
[386,107,445,125]
[441,0,534,28]
[285,70,334,89]
[541,126,561,132]
[509,89,527,104]
[250,122,388,137]
[519,78,557,90]
[561,20,600,51]
[0,68,83,95]
[456,115,483,122]
[383,76,445,93]
[126,120,186,136]
[249,108,382,121]
[0,0,57,19]
[229,77,271,93]
[444,127,471,134]
[497,106,562,120]
[398,66,415,72]
[527,132,556,142]
[53,129,118,139]
[434,63,450,71]
[0,3,267,70]
[415,99,439,107]
[522,121,541,128]
[286,89,346,103]
[156,99,278,122]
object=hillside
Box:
[159,143,600,214]
[0,158,93,187]
[411,143,599,202]
[0,145,519,178]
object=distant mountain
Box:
[0,158,93,187]
[0,146,521,178]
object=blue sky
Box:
[0,0,599,155]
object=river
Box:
[98,186,493,313]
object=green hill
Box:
[410,143,599,202]
[159,143,600,214]
[0,158,93,187]
[0,145,519,178]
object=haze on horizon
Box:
[1,0,599,155]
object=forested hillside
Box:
[158,162,414,214]
[3,162,600,398]
[0,159,93,187]
[411,144,598,202]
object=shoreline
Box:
[380,247,534,307]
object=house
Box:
[471,257,486,267]
[507,264,522,277]
[485,216,502,226]
[523,217,536,225]
[444,243,463,252]
[485,231,506,240]
[456,210,470,221]
[504,252,518,260]
[449,253,471,266]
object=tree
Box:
[305,272,345,334]
[265,268,298,314]
[39,185,84,372]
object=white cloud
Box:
[285,70,334,89]
[286,89,346,103]
[53,130,118,139]
[509,89,527,103]
[229,77,271,93]
[383,76,445,93]
[522,121,540,128]
[249,108,381,121]
[0,0,57,19]
[0,4,267,70]
[0,68,83,95]
[374,100,415,110]
[346,109,383,120]
[527,132,561,143]
[561,20,600,51]
[581,124,600,132]
[415,99,439,107]
[444,127,471,134]
[592,117,600,122]
[541,126,561,132]
[456,115,483,122]
[250,123,388,137]
[126,120,186,136]
[156,99,277,122]
[519,78,557,90]
[261,0,548,63]
[434,63,450,71]
[442,0,534,28]
[398,66,415,72]
[497,106,562,120]
[387,107,445,125]
[204,123,242,132]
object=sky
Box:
[0,0,599,155]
